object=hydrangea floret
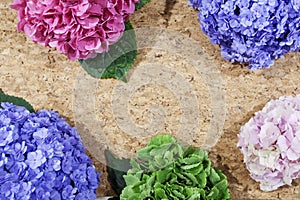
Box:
[238,94,300,191]
[189,0,300,69]
[0,102,100,199]
[11,0,139,60]
[120,134,231,199]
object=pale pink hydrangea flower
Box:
[238,94,300,191]
[11,0,139,60]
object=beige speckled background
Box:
[1,0,300,199]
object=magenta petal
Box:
[86,38,101,51]
[89,4,104,15]
[10,0,25,10]
[74,3,89,16]
[23,24,36,37]
[77,37,101,51]
[53,27,68,34]
[78,17,99,29]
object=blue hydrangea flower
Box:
[0,102,100,199]
[189,0,300,69]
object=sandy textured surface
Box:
[1,0,300,199]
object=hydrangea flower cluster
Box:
[11,0,139,60]
[238,94,300,191]
[121,135,231,199]
[0,102,100,199]
[189,0,300,69]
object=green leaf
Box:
[211,170,231,199]
[124,174,141,186]
[183,146,197,157]
[181,162,201,170]
[79,21,137,81]
[196,171,207,188]
[148,134,176,146]
[105,149,131,195]
[0,90,34,112]
[213,179,231,200]
[206,186,219,200]
[182,156,201,165]
[150,145,169,156]
[209,168,221,185]
[183,172,198,186]
[188,191,203,200]
[163,150,174,161]
[154,156,167,168]
[128,194,142,200]
[120,187,142,200]
[129,158,142,172]
[186,164,203,175]
[198,188,206,199]
[172,189,185,199]
[135,0,151,10]
[131,177,146,192]
[203,159,211,175]
[146,174,155,188]
[184,187,193,197]
[169,173,178,184]
[137,146,154,161]
[156,168,171,183]
[154,188,168,199]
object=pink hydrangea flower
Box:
[11,0,139,60]
[238,94,300,191]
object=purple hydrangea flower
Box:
[189,0,300,69]
[237,94,300,191]
[0,102,100,199]
[26,150,46,169]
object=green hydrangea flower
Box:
[120,135,231,200]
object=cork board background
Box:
[1,0,300,199]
